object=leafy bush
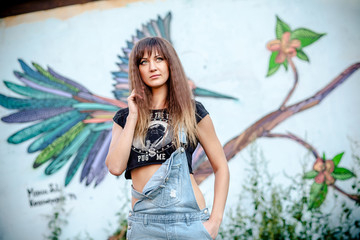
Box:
[218,143,360,240]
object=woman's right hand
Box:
[127,89,140,119]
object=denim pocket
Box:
[151,163,182,207]
[200,221,213,240]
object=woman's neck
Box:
[151,84,168,109]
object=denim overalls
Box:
[126,131,213,240]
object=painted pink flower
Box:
[266,32,301,63]
[313,158,335,185]
[313,158,325,172]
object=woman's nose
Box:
[149,61,157,71]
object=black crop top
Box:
[112,101,209,179]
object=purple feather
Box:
[114,77,129,83]
[17,76,73,98]
[48,66,91,93]
[77,92,113,105]
[2,107,73,123]
[80,130,109,182]
[94,165,109,187]
[86,131,111,186]
[116,63,129,72]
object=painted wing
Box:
[0,13,173,187]
[0,59,125,187]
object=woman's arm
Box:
[197,115,230,239]
[105,90,139,176]
[105,115,137,176]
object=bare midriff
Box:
[131,164,206,210]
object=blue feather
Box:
[117,55,129,64]
[112,71,128,78]
[65,131,102,186]
[136,29,145,39]
[0,94,77,109]
[157,15,167,39]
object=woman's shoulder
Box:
[113,108,129,128]
[194,100,209,123]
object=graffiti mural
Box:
[0,12,235,188]
[0,0,359,239]
[193,16,359,209]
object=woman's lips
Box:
[150,74,161,78]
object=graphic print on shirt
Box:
[132,110,174,162]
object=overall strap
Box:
[131,185,147,200]
[178,127,187,145]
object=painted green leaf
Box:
[332,167,355,180]
[304,170,318,179]
[309,182,328,209]
[275,16,291,39]
[332,152,344,167]
[291,28,326,48]
[323,152,326,160]
[297,49,309,62]
[266,51,281,77]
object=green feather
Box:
[32,63,79,93]
[28,113,85,153]
[33,121,85,168]
[16,71,76,95]
[44,124,95,175]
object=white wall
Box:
[0,0,359,239]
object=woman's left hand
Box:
[202,219,221,239]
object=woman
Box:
[106,37,229,240]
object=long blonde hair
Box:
[128,37,197,148]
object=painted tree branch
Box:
[194,62,360,184]
[264,132,360,202]
[332,184,360,203]
[263,132,319,159]
[280,57,298,110]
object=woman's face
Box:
[139,50,169,90]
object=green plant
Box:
[43,192,70,240]
[108,184,131,240]
[218,142,360,240]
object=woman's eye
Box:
[156,57,163,62]
[140,60,148,65]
